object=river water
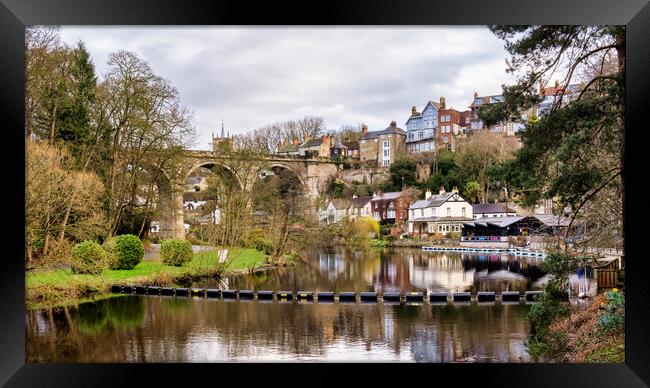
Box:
[26,247,545,362]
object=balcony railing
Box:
[461,236,508,242]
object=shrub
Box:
[281,251,302,266]
[104,234,144,270]
[241,228,266,248]
[254,238,274,255]
[160,238,193,266]
[446,231,461,240]
[71,241,107,274]
[598,290,625,333]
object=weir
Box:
[110,285,540,304]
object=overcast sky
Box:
[59,26,516,150]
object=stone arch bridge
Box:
[157,150,339,238]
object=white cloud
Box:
[59,26,514,150]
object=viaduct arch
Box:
[156,151,339,239]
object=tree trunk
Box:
[616,32,625,267]
[49,103,57,145]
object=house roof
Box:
[534,214,571,227]
[321,198,352,211]
[424,101,441,112]
[342,141,359,149]
[472,203,517,214]
[409,199,431,209]
[183,191,214,202]
[469,94,504,108]
[277,143,300,153]
[300,138,323,148]
[350,196,372,208]
[408,191,467,210]
[371,191,405,201]
[360,125,406,140]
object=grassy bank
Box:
[26,248,268,310]
[542,292,624,362]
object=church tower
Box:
[212,119,233,153]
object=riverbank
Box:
[26,248,269,310]
[535,292,624,363]
[370,238,460,248]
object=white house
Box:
[318,199,351,225]
[348,195,373,219]
[407,186,473,237]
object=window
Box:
[383,149,389,157]
[447,207,451,216]
[383,160,390,167]
[420,209,424,217]
[462,207,466,217]
[383,140,390,148]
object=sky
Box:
[59,26,516,151]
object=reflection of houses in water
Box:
[318,252,346,279]
[373,256,412,292]
[408,252,475,292]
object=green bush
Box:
[254,238,274,255]
[598,290,624,333]
[104,234,144,270]
[71,241,107,274]
[446,231,461,240]
[160,238,193,266]
[241,228,266,248]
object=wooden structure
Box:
[594,258,620,290]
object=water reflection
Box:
[221,247,544,294]
[27,296,531,362]
[26,248,542,362]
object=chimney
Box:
[555,79,559,88]
[425,190,432,200]
[361,124,368,135]
[390,121,397,128]
[473,91,478,99]
[439,186,445,195]
[411,106,417,116]
[452,186,458,193]
[440,96,446,110]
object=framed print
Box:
[1,0,649,386]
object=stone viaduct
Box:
[157,150,339,239]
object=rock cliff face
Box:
[337,167,390,186]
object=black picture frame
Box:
[1,0,649,386]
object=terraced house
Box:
[404,98,440,153]
[359,121,406,167]
[370,190,411,225]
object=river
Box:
[26,247,545,362]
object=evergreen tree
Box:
[484,26,624,250]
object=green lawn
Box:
[27,247,268,289]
